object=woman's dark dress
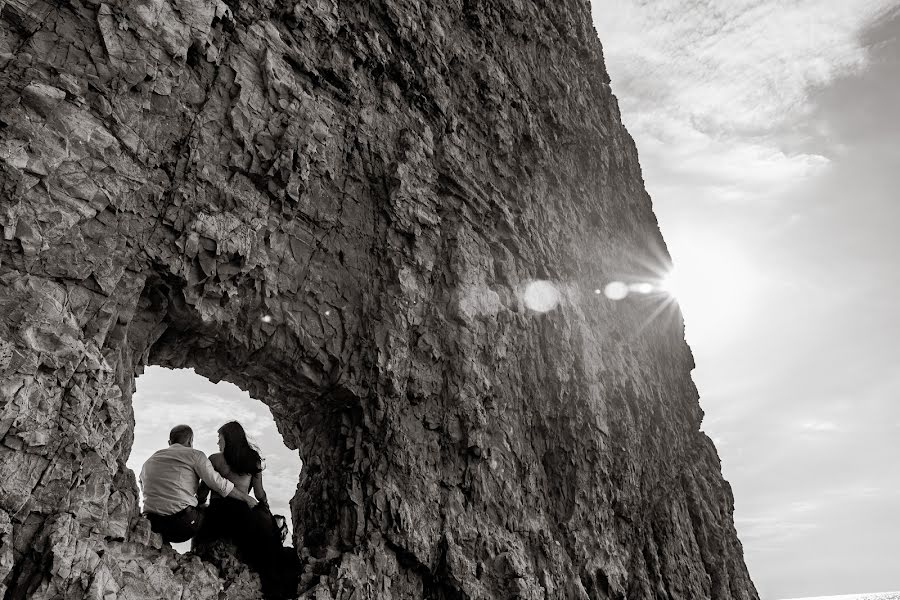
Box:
[201,454,299,599]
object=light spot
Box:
[630,282,654,294]
[522,280,560,313]
[603,281,629,301]
[594,288,602,295]
[324,310,331,316]
[261,315,273,323]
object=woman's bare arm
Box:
[197,481,210,504]
[252,471,267,504]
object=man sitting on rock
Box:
[140,424,258,544]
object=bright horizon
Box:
[778,594,900,600]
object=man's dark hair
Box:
[169,424,193,445]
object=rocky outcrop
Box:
[0,0,759,598]
[192,539,266,600]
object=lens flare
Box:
[630,282,654,294]
[603,281,629,301]
[523,280,560,312]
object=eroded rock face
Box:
[0,0,759,597]
[192,539,266,600]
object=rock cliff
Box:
[0,0,760,597]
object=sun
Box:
[659,269,685,298]
[658,238,759,340]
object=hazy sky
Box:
[590,1,900,598]
[127,2,899,597]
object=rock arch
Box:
[0,0,759,598]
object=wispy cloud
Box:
[736,483,889,552]
[591,0,898,202]
[799,420,841,433]
[736,481,897,561]
[736,508,820,550]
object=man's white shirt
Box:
[140,443,234,516]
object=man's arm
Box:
[226,486,258,508]
[194,454,257,508]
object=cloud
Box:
[736,480,897,561]
[735,483,889,552]
[799,420,840,433]
[735,511,819,550]
[591,0,898,203]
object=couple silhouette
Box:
[140,421,298,598]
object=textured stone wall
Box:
[0,0,760,597]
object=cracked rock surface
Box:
[0,0,760,598]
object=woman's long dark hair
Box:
[218,421,263,475]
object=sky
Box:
[590,1,900,598]
[125,2,900,596]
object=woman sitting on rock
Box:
[198,420,298,598]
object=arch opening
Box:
[117,271,368,582]
[127,366,303,554]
